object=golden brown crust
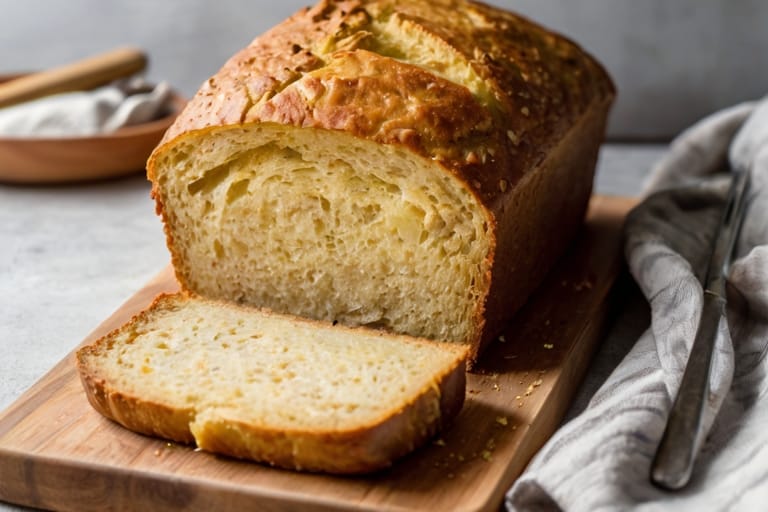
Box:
[256,49,494,157]
[77,370,197,444]
[194,359,465,474]
[150,0,614,197]
[78,360,465,474]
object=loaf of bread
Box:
[77,293,467,474]
[77,0,615,475]
[147,0,614,364]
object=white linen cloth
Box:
[0,78,172,137]
[506,96,768,511]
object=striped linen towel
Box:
[507,96,768,511]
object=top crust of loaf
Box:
[150,0,614,204]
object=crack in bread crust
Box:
[155,0,613,197]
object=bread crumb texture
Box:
[77,294,467,473]
[157,124,491,346]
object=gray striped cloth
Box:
[506,96,768,511]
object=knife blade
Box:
[650,169,751,490]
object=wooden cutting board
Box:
[0,195,636,512]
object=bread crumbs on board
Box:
[525,378,544,396]
[481,437,497,461]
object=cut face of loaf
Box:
[76,293,468,474]
[154,125,491,349]
[149,0,615,363]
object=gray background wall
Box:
[1,0,765,140]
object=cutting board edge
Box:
[0,445,371,512]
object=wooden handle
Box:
[0,47,148,109]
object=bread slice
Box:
[147,0,615,365]
[76,293,468,474]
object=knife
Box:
[651,169,751,490]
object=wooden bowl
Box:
[0,75,186,184]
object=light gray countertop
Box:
[0,142,664,511]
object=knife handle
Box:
[651,291,726,490]
[0,47,147,109]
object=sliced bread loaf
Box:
[147,0,615,365]
[76,293,468,474]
